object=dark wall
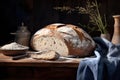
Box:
[0,0,120,45]
[0,0,33,46]
[0,0,17,45]
[33,0,87,29]
[33,0,120,36]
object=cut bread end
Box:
[31,36,69,56]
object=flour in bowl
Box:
[1,42,29,50]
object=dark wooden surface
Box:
[0,53,81,80]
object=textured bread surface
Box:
[31,23,95,57]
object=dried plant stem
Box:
[54,0,108,34]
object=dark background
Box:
[0,0,120,46]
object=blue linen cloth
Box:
[76,37,120,80]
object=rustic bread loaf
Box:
[31,23,95,57]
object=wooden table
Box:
[0,53,82,80]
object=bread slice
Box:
[31,50,60,60]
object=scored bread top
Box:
[31,23,95,57]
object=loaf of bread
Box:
[31,23,95,57]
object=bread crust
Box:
[31,23,95,57]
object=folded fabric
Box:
[76,37,120,80]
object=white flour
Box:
[1,42,29,50]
